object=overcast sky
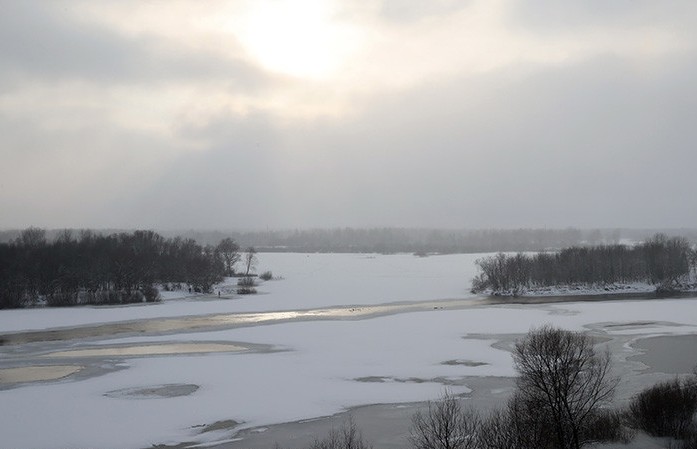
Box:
[2,0,696,230]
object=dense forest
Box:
[0,228,247,309]
[471,234,697,296]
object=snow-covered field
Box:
[2,253,697,449]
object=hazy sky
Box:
[2,0,696,230]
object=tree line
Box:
[167,227,606,254]
[471,234,696,296]
[4,227,697,255]
[0,227,639,254]
[0,227,253,309]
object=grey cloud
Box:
[127,53,697,229]
[507,0,697,36]
[3,0,696,230]
[0,1,268,87]
[0,108,188,229]
[121,113,285,229]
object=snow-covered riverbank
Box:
[2,253,697,449]
[479,280,697,299]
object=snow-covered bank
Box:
[522,282,657,297]
[480,282,697,298]
[0,253,484,333]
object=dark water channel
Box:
[631,334,697,375]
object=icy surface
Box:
[1,253,697,449]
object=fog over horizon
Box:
[2,1,697,230]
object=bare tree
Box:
[16,226,46,247]
[55,229,74,244]
[243,246,257,276]
[216,237,240,276]
[477,407,517,449]
[309,418,372,449]
[478,392,553,449]
[409,390,481,449]
[513,325,617,449]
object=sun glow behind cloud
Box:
[2,0,697,228]
[57,0,690,123]
[223,0,363,80]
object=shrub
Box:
[673,429,697,449]
[409,390,481,449]
[82,290,145,305]
[478,392,569,449]
[478,400,630,449]
[259,271,273,281]
[470,274,488,294]
[141,285,160,302]
[309,418,371,449]
[629,378,697,438]
[0,285,26,309]
[237,276,256,287]
[237,287,257,295]
[45,290,79,307]
[584,409,634,444]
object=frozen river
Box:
[1,253,697,449]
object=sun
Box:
[232,0,358,79]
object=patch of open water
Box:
[630,333,697,375]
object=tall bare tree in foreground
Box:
[512,325,617,449]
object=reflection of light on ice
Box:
[205,299,481,327]
[0,299,481,345]
[228,311,302,323]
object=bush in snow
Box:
[237,277,256,287]
[409,390,481,449]
[309,418,371,449]
[629,377,697,439]
[141,285,160,302]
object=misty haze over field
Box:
[2,1,697,230]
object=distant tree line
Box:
[0,227,619,254]
[471,234,696,296]
[160,227,697,253]
[168,227,602,254]
[0,228,250,309]
[5,227,697,254]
